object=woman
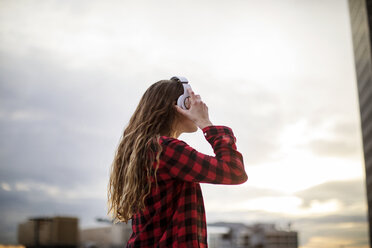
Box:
[107,78,248,248]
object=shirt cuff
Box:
[202,125,235,139]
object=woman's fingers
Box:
[187,88,195,101]
[175,104,187,115]
[187,88,201,102]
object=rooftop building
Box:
[208,222,298,248]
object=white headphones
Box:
[170,76,192,110]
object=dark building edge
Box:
[348,0,372,244]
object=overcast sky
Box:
[0,0,369,247]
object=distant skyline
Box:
[0,0,368,247]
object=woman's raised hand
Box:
[175,88,213,129]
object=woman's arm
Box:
[160,125,248,185]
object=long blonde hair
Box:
[107,79,184,223]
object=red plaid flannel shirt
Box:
[126,125,247,248]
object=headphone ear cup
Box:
[177,94,185,109]
[171,76,191,109]
[177,84,192,109]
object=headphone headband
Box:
[170,76,189,84]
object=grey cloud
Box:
[307,137,359,157]
[0,49,139,189]
[295,214,367,225]
[304,119,361,158]
[294,178,366,208]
